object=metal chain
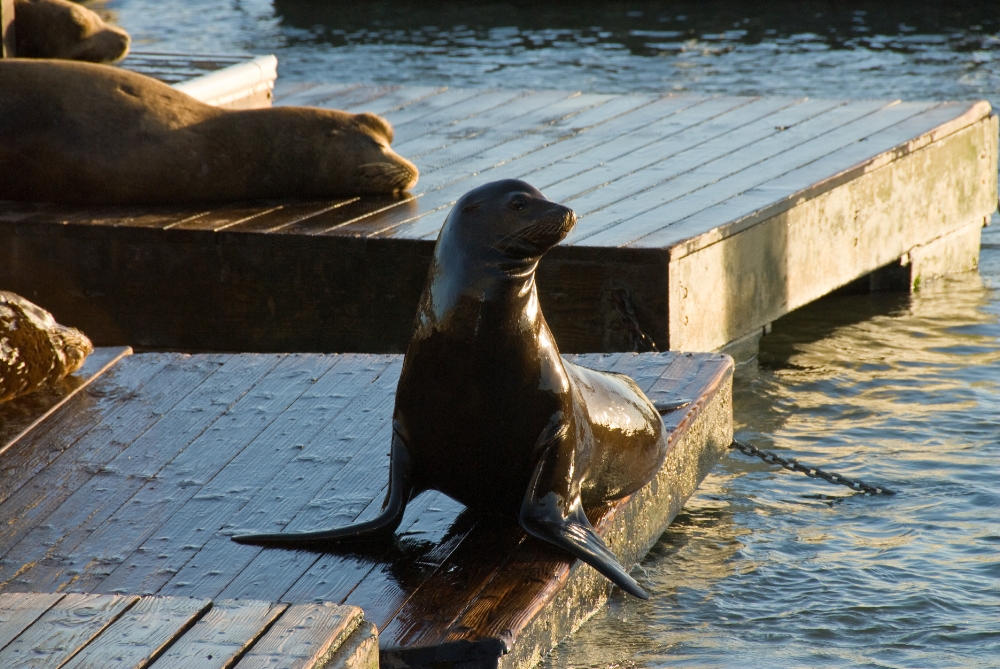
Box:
[610,287,659,353]
[730,439,896,495]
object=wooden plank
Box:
[0,593,64,651]
[341,86,449,117]
[232,603,364,669]
[544,96,806,209]
[0,594,138,668]
[320,94,722,241]
[162,358,403,600]
[276,83,363,108]
[95,355,391,596]
[215,200,359,234]
[0,346,131,457]
[0,353,176,510]
[0,354,281,595]
[166,204,284,232]
[643,101,992,252]
[27,355,333,595]
[373,88,494,129]
[582,101,946,248]
[0,354,229,581]
[153,599,288,669]
[391,94,759,241]
[60,595,211,669]
[390,89,530,144]
[276,93,612,237]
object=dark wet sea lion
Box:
[0,60,418,205]
[0,292,93,403]
[234,180,688,598]
[14,0,131,63]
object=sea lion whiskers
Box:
[494,219,568,255]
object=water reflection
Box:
[543,240,1000,667]
[104,0,999,99]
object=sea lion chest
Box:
[394,292,573,514]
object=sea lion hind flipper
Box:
[519,495,648,599]
[231,432,413,547]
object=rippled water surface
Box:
[95,1,1000,666]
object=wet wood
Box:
[153,599,287,669]
[0,346,131,457]
[0,593,138,668]
[0,594,376,669]
[0,350,732,669]
[1,85,992,353]
[60,595,211,669]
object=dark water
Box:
[96,1,1000,666]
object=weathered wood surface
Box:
[0,350,732,669]
[0,346,131,457]
[0,593,373,669]
[1,86,993,353]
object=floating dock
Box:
[0,349,732,669]
[0,83,995,355]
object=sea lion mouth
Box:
[357,160,420,193]
[495,207,577,257]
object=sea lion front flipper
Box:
[232,428,413,547]
[653,398,692,414]
[518,437,649,599]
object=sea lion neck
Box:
[419,228,541,332]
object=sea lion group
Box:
[4,9,681,598]
[234,181,689,599]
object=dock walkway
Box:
[0,349,732,669]
[1,84,994,354]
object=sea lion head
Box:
[14,0,131,64]
[442,179,576,264]
[342,112,419,194]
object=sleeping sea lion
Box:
[233,180,690,598]
[0,60,418,205]
[14,0,131,63]
[0,292,93,403]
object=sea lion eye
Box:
[510,198,527,211]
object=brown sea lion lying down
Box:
[0,60,419,205]
[14,0,130,63]
[0,292,93,403]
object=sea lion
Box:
[14,0,130,63]
[0,60,418,205]
[0,292,93,403]
[234,180,690,599]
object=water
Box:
[94,1,1000,666]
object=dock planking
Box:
[0,348,732,669]
[1,84,994,354]
[0,593,376,669]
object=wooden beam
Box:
[0,0,13,58]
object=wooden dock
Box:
[0,349,732,669]
[1,83,994,355]
[0,592,377,669]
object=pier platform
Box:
[0,85,995,354]
[0,349,732,669]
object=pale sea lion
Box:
[0,292,93,403]
[234,180,691,599]
[0,60,419,205]
[14,0,130,63]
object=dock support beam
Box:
[1,0,14,58]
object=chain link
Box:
[610,287,659,353]
[730,439,896,496]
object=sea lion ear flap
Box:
[355,112,395,144]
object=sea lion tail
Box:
[653,398,692,414]
[232,432,413,547]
